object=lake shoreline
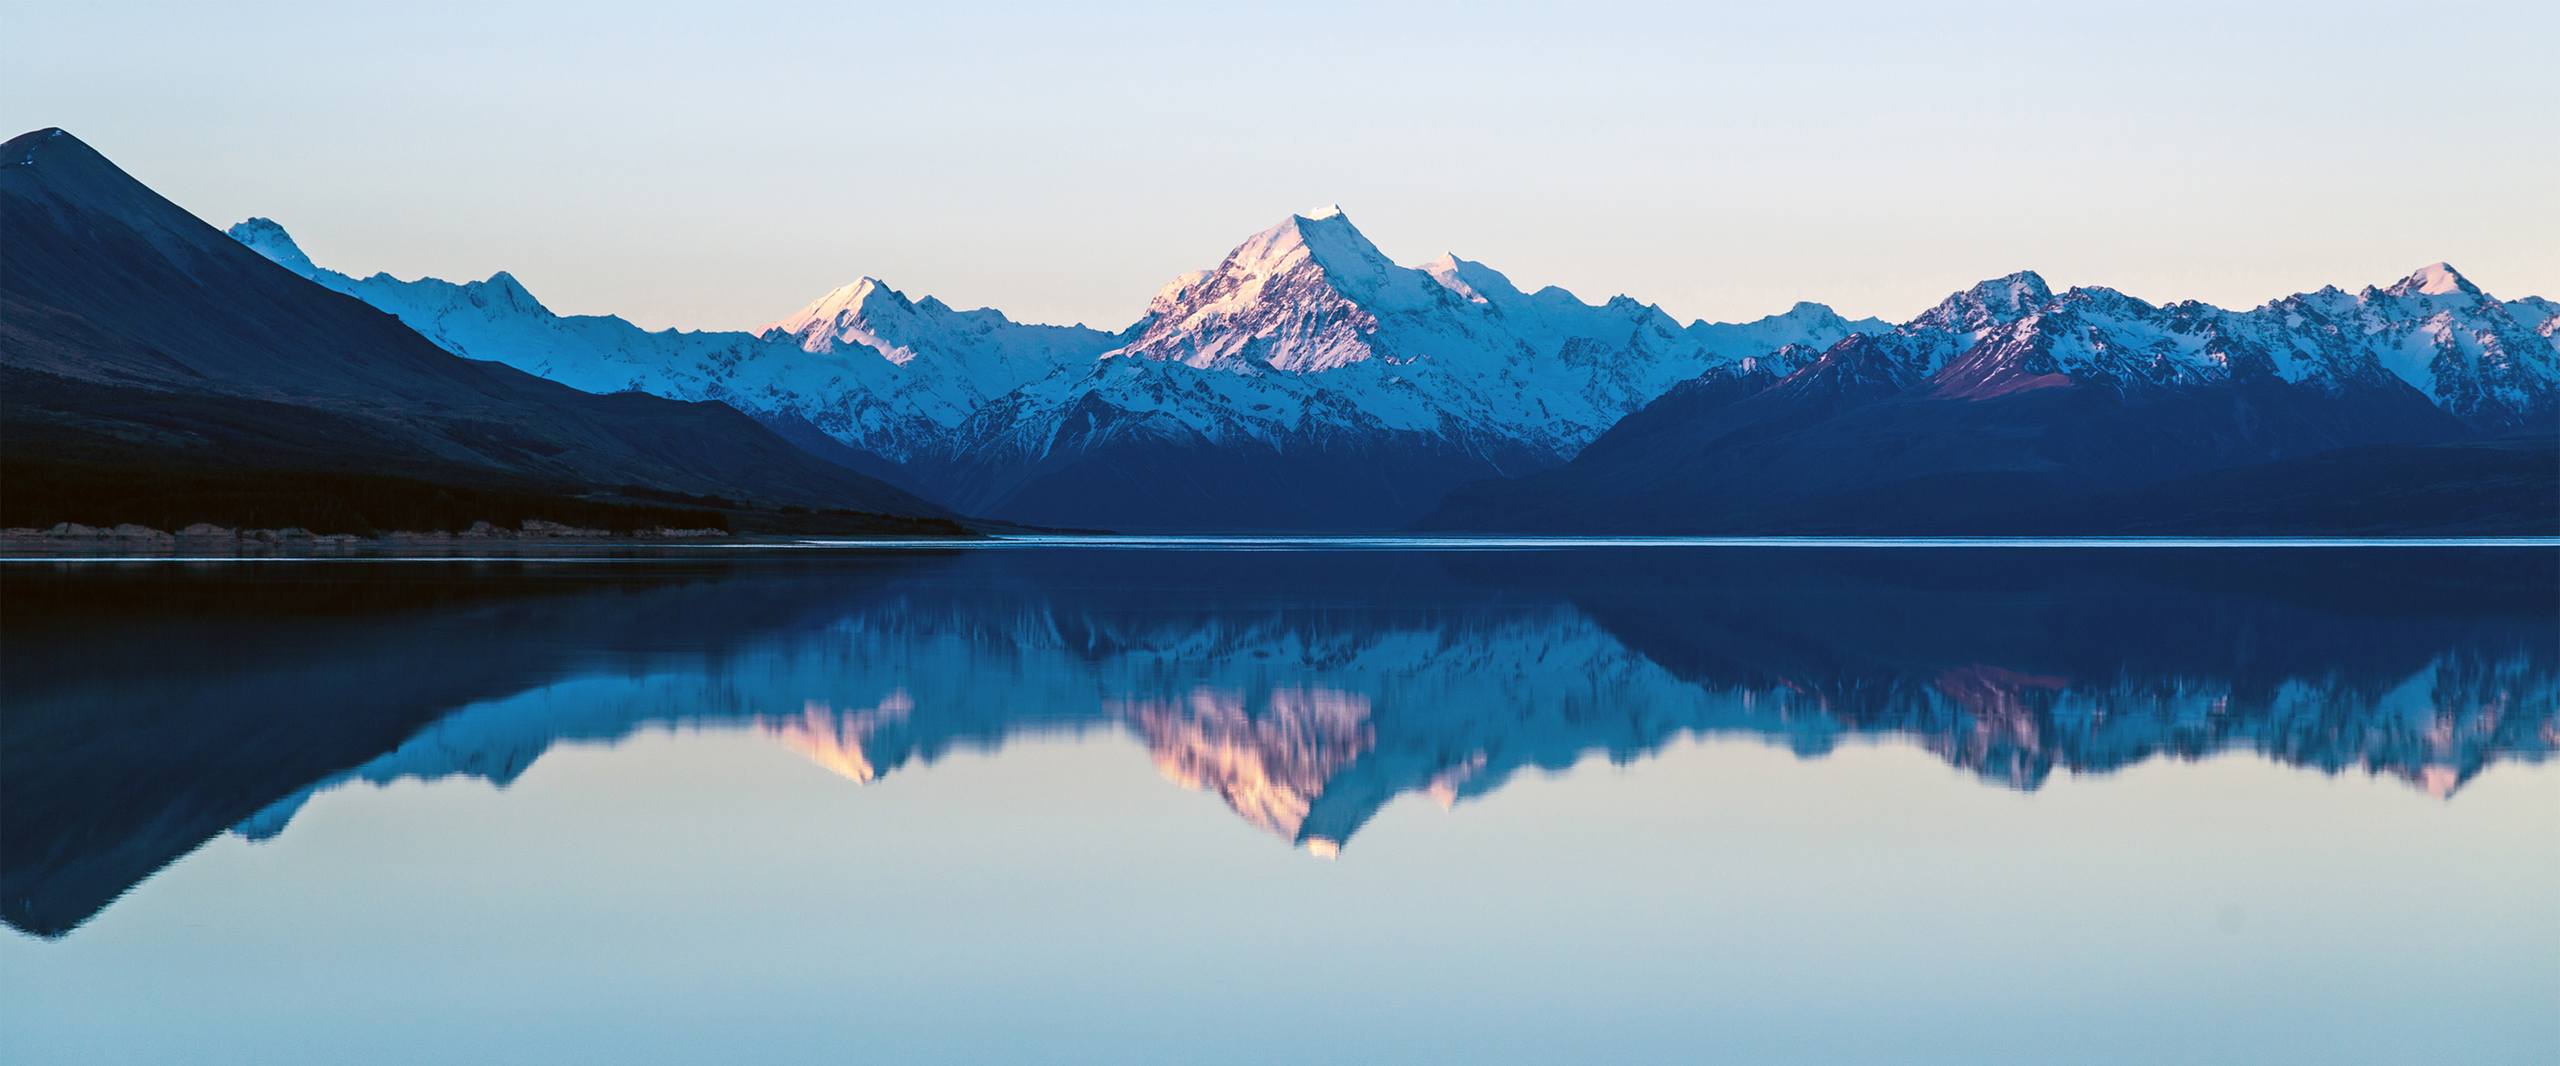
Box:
[3,530,2556,560]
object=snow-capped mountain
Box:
[231,212,2555,532]
[1912,263,2560,421]
[225,218,1106,474]
[1426,261,2560,532]
[916,207,1893,526]
[1082,206,1880,456]
[0,132,943,530]
[761,275,1120,426]
[1655,262,2560,422]
[232,209,1885,528]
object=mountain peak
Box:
[1299,203,1347,222]
[1763,300,1857,328]
[1108,207,1435,371]
[2385,262,2480,298]
[1,127,179,229]
[5,126,86,168]
[1972,270,2053,308]
[470,270,546,313]
[226,217,317,276]
[1911,270,2055,333]
[765,276,914,340]
[1421,253,1522,304]
[1212,207,1406,300]
[823,276,907,313]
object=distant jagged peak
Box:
[226,216,316,276]
[763,275,925,358]
[468,269,547,314]
[1223,205,1400,286]
[763,274,1077,347]
[826,275,907,310]
[1962,269,2054,312]
[776,275,910,328]
[1740,299,1855,330]
[225,215,549,316]
[2381,261,2483,300]
[1421,251,1671,323]
[1910,269,2056,333]
[1419,252,1521,305]
[1109,206,1458,371]
[2051,284,2163,318]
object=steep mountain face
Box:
[892,208,1889,528]
[1424,264,2560,533]
[1068,207,1879,458]
[1,129,948,530]
[764,275,1119,421]
[240,208,1882,529]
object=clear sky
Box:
[8,0,2554,331]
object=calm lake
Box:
[4,544,2555,1064]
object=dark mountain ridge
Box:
[0,128,959,535]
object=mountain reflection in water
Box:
[4,546,2552,937]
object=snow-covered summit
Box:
[765,276,907,347]
[1711,260,2560,425]
[1070,209,1876,458]
[1105,208,1457,373]
[1912,270,2054,334]
[2386,261,2481,299]
[229,216,315,276]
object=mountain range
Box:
[1,128,956,536]
[231,205,1896,529]
[233,202,2560,534]
[1429,267,2560,532]
[6,125,2554,535]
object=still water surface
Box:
[4,546,2554,1064]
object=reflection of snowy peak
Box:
[232,589,2557,857]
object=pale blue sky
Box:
[8,0,2555,331]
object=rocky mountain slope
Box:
[1,128,952,534]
